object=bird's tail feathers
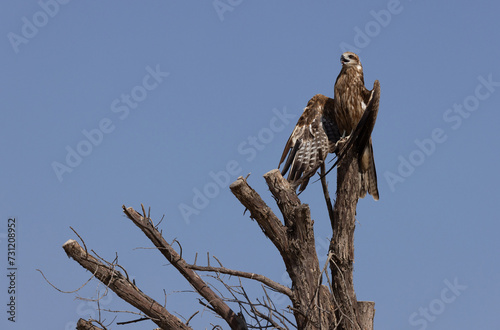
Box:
[359,143,379,201]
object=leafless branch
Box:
[63,239,191,330]
[122,205,248,330]
[37,268,97,294]
[229,176,288,253]
[212,275,294,330]
[186,263,292,298]
[116,317,149,325]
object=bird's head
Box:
[340,52,361,68]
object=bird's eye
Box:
[348,54,355,59]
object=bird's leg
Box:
[334,133,350,152]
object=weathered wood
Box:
[122,206,248,330]
[76,319,104,330]
[230,170,336,329]
[357,301,375,330]
[263,169,301,226]
[325,79,379,330]
[330,150,361,329]
[229,175,289,253]
[63,240,191,330]
[264,170,332,329]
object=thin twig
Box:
[116,317,149,325]
[156,214,165,228]
[37,268,97,293]
[186,311,199,326]
[70,226,88,255]
[186,263,292,298]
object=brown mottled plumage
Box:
[334,52,379,200]
[278,94,341,192]
[279,52,380,200]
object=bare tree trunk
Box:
[231,171,335,329]
[327,81,380,330]
[329,151,362,329]
[357,301,376,330]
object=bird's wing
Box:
[279,94,340,192]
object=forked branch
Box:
[62,239,190,330]
[229,176,288,253]
[122,206,248,330]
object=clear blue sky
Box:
[1,1,499,329]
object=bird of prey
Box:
[334,52,379,200]
[278,52,379,200]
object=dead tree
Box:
[59,84,380,330]
[327,80,380,329]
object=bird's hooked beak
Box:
[340,54,349,65]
